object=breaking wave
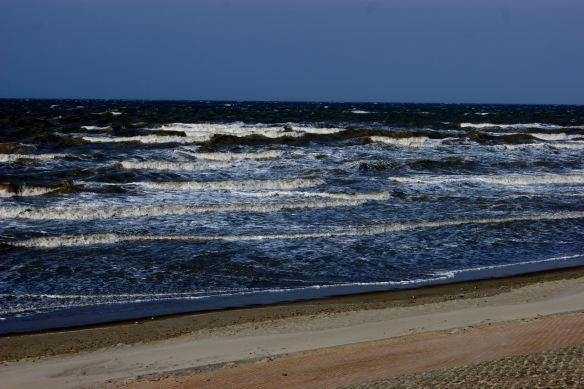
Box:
[137,178,324,191]
[81,126,112,131]
[529,133,583,141]
[390,173,584,186]
[81,135,200,144]
[10,211,584,248]
[119,160,232,171]
[0,198,367,221]
[461,122,584,130]
[0,153,69,162]
[176,150,284,161]
[501,142,584,151]
[0,185,57,198]
[155,122,345,142]
[370,136,442,148]
[237,191,391,201]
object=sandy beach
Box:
[1,267,584,388]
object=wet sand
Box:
[1,267,584,388]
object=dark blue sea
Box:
[1,100,583,333]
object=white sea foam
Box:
[529,133,583,141]
[239,191,391,201]
[176,150,284,161]
[137,178,324,191]
[11,211,584,248]
[81,125,111,131]
[0,198,366,221]
[501,142,584,151]
[119,160,232,171]
[390,173,584,186]
[435,254,584,279]
[351,110,370,114]
[155,122,345,141]
[81,135,200,144]
[0,153,69,162]
[461,122,584,130]
[0,185,57,198]
[2,253,583,316]
[370,136,442,148]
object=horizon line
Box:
[0,97,583,107]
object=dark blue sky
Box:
[1,0,583,104]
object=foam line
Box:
[119,160,232,170]
[0,185,57,198]
[370,136,442,148]
[390,173,584,186]
[177,150,284,161]
[81,135,203,144]
[11,211,584,248]
[137,178,324,191]
[0,154,69,162]
[0,198,366,221]
[461,122,584,130]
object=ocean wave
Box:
[81,125,112,131]
[176,150,284,161]
[529,133,583,141]
[119,160,232,171]
[369,136,443,148]
[0,184,57,198]
[0,153,69,163]
[461,122,584,130]
[81,135,201,144]
[435,254,584,279]
[0,198,366,221]
[501,142,584,150]
[156,122,345,141]
[10,211,584,248]
[390,173,584,186]
[137,178,324,191]
[237,191,391,201]
[2,252,582,317]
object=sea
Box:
[1,99,583,334]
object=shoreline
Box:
[3,253,584,336]
[2,265,584,388]
[2,265,584,362]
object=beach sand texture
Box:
[1,268,584,388]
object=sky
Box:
[1,0,583,104]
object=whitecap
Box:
[155,122,344,141]
[0,185,57,198]
[529,133,583,141]
[370,136,442,148]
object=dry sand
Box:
[1,267,584,388]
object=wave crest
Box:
[11,211,584,248]
[119,160,232,171]
[137,178,324,191]
[0,198,367,221]
[176,150,284,161]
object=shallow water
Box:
[1,100,583,333]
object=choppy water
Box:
[1,100,584,333]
